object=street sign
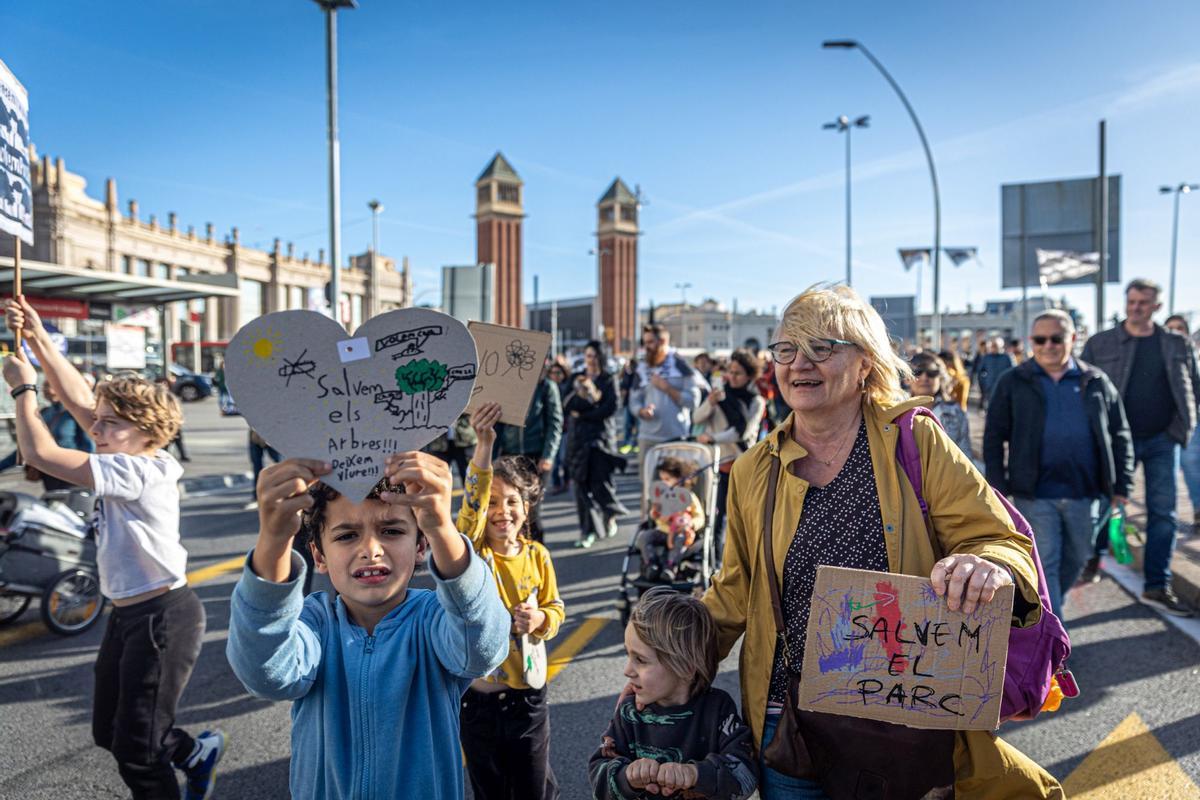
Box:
[1001,176,1120,288]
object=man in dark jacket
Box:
[1081,278,1200,616]
[984,309,1134,619]
[495,371,563,542]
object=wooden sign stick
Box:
[12,235,22,468]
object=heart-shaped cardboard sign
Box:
[650,481,693,517]
[225,308,478,502]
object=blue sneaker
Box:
[183,730,227,800]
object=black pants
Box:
[714,470,731,569]
[460,686,559,800]
[93,586,205,799]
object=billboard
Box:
[1001,176,1119,289]
[442,263,495,324]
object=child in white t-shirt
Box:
[5,296,225,800]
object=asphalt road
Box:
[1,400,1198,798]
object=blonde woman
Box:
[910,351,974,461]
[702,284,1060,799]
[938,349,971,410]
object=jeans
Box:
[249,438,281,486]
[760,713,829,799]
[92,587,205,799]
[622,407,638,447]
[460,686,559,800]
[1135,432,1182,590]
[1180,429,1200,513]
[1014,497,1099,618]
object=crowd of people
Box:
[2,274,1198,800]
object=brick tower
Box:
[475,152,525,327]
[596,178,639,355]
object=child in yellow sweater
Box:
[456,401,566,800]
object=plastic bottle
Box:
[1108,509,1132,565]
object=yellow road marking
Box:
[1063,712,1198,798]
[546,616,610,683]
[187,554,248,585]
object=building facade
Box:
[596,178,638,356]
[0,149,411,347]
[474,153,524,327]
[641,300,776,354]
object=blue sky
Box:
[4,0,1200,329]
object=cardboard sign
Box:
[225,309,478,502]
[465,322,552,426]
[798,566,1013,731]
[0,58,33,245]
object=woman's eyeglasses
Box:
[768,338,856,365]
[912,368,941,378]
[1031,335,1065,346]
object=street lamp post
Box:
[1160,182,1198,315]
[823,114,870,287]
[675,282,692,306]
[314,0,357,328]
[823,39,942,344]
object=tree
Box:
[394,359,449,428]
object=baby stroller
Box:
[616,441,719,626]
[0,489,105,635]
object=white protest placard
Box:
[224,308,478,502]
[105,324,146,370]
[465,322,552,427]
[0,58,33,245]
[798,566,1013,731]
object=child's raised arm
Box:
[6,297,97,431]
[2,353,94,487]
[456,403,502,543]
[469,402,502,471]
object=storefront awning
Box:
[0,257,240,304]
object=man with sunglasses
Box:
[1080,279,1200,616]
[983,309,1135,620]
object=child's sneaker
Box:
[183,729,227,800]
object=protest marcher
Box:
[909,351,975,461]
[226,452,510,800]
[938,348,971,410]
[1008,338,1027,365]
[693,351,716,403]
[589,589,758,799]
[1165,314,1200,537]
[459,403,565,800]
[702,284,1061,799]
[564,340,628,548]
[618,357,639,454]
[628,324,706,476]
[976,336,1016,410]
[984,310,1134,619]
[494,365,563,542]
[0,379,95,491]
[694,348,766,570]
[546,361,573,493]
[1081,279,1199,616]
[6,296,226,800]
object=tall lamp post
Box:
[823,114,869,287]
[823,39,942,344]
[314,0,357,327]
[368,198,383,266]
[1160,182,1198,315]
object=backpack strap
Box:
[894,408,944,560]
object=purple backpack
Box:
[894,407,1073,722]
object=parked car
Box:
[168,364,213,402]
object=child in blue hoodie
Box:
[226,451,510,800]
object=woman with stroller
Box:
[693,348,766,570]
[563,340,628,549]
[702,284,1061,798]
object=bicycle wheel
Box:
[41,569,105,635]
[0,591,31,625]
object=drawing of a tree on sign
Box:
[394,359,449,428]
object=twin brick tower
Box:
[473,152,639,355]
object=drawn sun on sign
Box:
[245,327,284,363]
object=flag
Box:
[1035,248,1099,285]
[898,248,930,271]
[944,247,978,267]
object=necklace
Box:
[806,416,860,467]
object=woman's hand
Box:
[708,387,725,405]
[930,553,1014,614]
